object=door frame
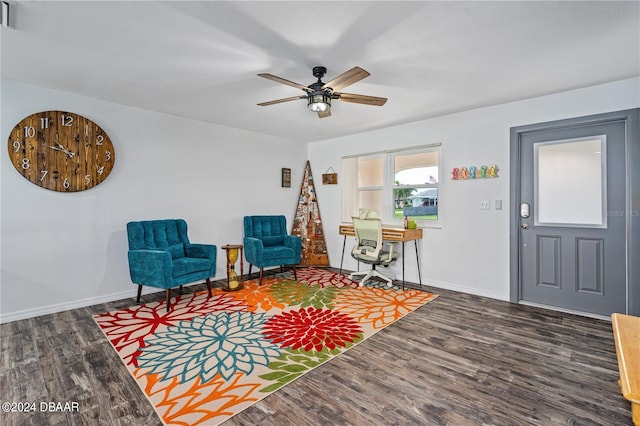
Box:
[509,108,640,316]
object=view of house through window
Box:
[342,145,440,224]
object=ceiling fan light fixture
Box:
[308,92,331,112]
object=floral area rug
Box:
[93,267,437,425]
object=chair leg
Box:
[166,289,171,312]
[206,278,212,297]
[259,268,264,285]
[292,265,297,280]
[179,285,183,295]
[248,264,252,277]
[136,285,143,304]
[349,271,368,279]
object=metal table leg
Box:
[402,241,406,290]
[339,235,347,274]
[415,240,422,285]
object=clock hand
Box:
[44,144,65,152]
[55,142,76,158]
[44,144,75,158]
[56,141,76,158]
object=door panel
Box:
[537,235,560,288]
[518,119,627,316]
[576,238,604,295]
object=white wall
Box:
[309,77,640,300]
[2,78,638,322]
[1,80,307,322]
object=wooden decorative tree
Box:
[291,161,330,267]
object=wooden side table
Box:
[222,244,243,291]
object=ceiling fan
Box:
[257,66,387,118]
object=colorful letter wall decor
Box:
[452,164,498,180]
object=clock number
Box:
[40,170,48,182]
[85,175,91,185]
[63,178,70,189]
[61,115,73,127]
[24,126,35,138]
[21,158,30,170]
[85,124,89,136]
[96,135,104,145]
[41,117,49,129]
[13,141,21,152]
[97,166,105,175]
[105,151,112,161]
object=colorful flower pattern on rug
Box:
[263,306,363,351]
[294,267,359,288]
[94,292,247,367]
[94,268,437,425]
[294,266,404,290]
[138,312,282,382]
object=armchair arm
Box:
[284,235,302,264]
[185,243,217,276]
[284,234,302,251]
[243,237,264,266]
[185,243,217,260]
[127,250,173,288]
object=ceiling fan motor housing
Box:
[308,67,332,111]
[312,66,327,79]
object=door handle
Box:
[521,223,529,229]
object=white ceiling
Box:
[2,1,639,143]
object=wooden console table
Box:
[338,224,423,288]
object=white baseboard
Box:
[519,301,611,321]
[0,286,162,324]
[419,278,509,302]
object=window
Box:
[342,145,440,224]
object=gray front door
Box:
[511,109,640,317]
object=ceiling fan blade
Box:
[258,73,310,92]
[317,109,331,119]
[336,92,387,106]
[257,95,306,106]
[323,67,370,91]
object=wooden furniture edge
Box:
[339,224,423,242]
[611,313,640,426]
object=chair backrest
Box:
[127,219,190,258]
[351,217,383,260]
[243,215,289,246]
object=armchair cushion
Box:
[261,235,285,247]
[172,257,211,278]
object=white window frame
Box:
[342,144,441,226]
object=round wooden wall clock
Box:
[7,111,115,192]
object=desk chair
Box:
[349,217,399,287]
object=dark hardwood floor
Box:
[0,269,632,425]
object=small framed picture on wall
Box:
[281,168,291,188]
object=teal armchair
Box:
[243,215,302,284]
[126,219,216,311]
